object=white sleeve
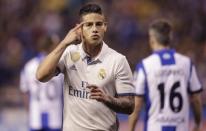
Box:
[133,63,146,95]
[20,69,29,93]
[115,56,134,95]
[188,64,202,93]
[57,45,78,73]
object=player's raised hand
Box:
[61,23,84,46]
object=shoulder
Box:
[62,44,82,59]
[24,57,39,69]
[106,46,127,61]
[63,44,79,54]
[107,48,129,70]
[174,52,192,66]
[174,52,190,60]
[141,53,159,66]
[21,57,39,76]
[103,46,130,72]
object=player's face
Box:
[81,13,107,46]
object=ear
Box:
[103,23,107,32]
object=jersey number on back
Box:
[158,81,183,113]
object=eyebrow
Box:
[83,21,105,23]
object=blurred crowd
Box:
[0,0,206,108]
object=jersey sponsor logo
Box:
[68,81,90,99]
[98,68,106,80]
[68,85,90,99]
[71,52,80,62]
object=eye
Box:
[96,22,104,27]
[84,22,93,27]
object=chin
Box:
[89,40,102,45]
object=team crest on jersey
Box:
[163,53,171,59]
[71,52,80,62]
[98,68,106,80]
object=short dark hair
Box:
[79,3,102,17]
[149,20,172,46]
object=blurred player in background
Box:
[129,20,203,131]
[20,34,63,131]
[36,3,134,131]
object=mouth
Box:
[91,35,100,39]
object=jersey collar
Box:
[153,48,175,54]
[79,41,109,63]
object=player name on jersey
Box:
[155,68,185,77]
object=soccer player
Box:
[20,35,63,131]
[128,20,203,131]
[36,3,134,131]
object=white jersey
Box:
[133,49,202,131]
[20,54,63,129]
[58,42,134,131]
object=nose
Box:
[91,25,98,33]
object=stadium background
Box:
[0,0,206,130]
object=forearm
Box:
[36,23,83,82]
[128,96,143,131]
[103,95,134,114]
[36,42,68,82]
[193,104,202,126]
[128,112,138,131]
[191,94,202,126]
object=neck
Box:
[83,42,103,58]
[152,42,170,52]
